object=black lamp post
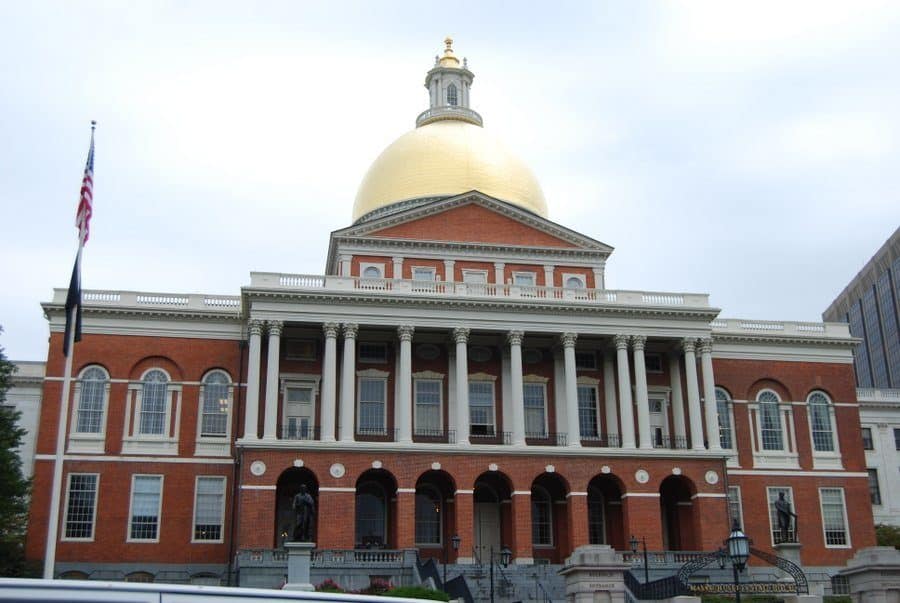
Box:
[725,521,751,603]
[489,545,512,603]
[629,535,650,584]
[443,534,460,588]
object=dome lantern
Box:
[417,37,482,127]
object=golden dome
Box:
[353,120,548,221]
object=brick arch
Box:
[128,355,184,382]
[587,473,626,550]
[356,468,398,549]
[747,377,793,402]
[659,475,697,550]
[274,467,320,548]
[76,361,111,378]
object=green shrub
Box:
[824,596,851,603]
[384,585,450,601]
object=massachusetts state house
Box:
[27,39,874,591]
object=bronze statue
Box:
[774,492,798,543]
[292,484,316,542]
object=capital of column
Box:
[248,319,264,337]
[494,262,505,270]
[323,322,339,338]
[631,335,647,351]
[698,338,713,355]
[452,327,470,344]
[267,320,283,337]
[681,338,697,353]
[397,325,415,342]
[339,254,352,263]
[392,256,404,264]
[559,332,577,348]
[614,334,630,350]
[343,323,359,339]
[507,330,524,346]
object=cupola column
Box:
[593,262,606,290]
[560,333,581,447]
[602,350,619,446]
[544,265,555,288]
[699,339,722,451]
[397,326,415,443]
[508,331,527,446]
[668,351,687,445]
[339,255,352,277]
[494,263,505,286]
[243,319,264,440]
[632,335,652,449]
[262,321,282,440]
[392,257,404,280]
[320,323,339,442]
[444,260,455,283]
[615,335,636,449]
[683,339,705,450]
[453,328,470,445]
[339,323,358,442]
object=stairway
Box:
[448,563,565,603]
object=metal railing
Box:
[625,571,689,599]
[653,435,689,450]
[581,433,621,447]
[280,426,321,441]
[525,431,567,446]
[469,431,512,445]
[413,428,457,444]
[355,427,400,439]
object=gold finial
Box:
[439,36,460,68]
[445,37,453,51]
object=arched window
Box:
[808,391,835,452]
[76,366,107,434]
[531,486,552,546]
[140,370,169,435]
[125,571,154,583]
[587,486,605,544]
[362,266,381,278]
[414,486,441,545]
[447,83,458,106]
[356,482,387,548]
[716,388,733,449]
[757,390,783,451]
[565,276,585,289]
[200,371,230,437]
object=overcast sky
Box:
[2,1,899,361]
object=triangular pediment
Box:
[332,191,614,252]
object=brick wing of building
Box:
[27,39,874,591]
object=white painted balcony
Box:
[710,318,851,338]
[857,388,900,403]
[50,289,241,313]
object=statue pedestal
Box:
[283,541,316,591]
[774,542,803,581]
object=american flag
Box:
[75,122,95,244]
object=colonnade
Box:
[241,319,721,451]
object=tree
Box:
[875,524,900,549]
[0,329,30,576]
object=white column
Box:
[561,333,581,448]
[320,322,339,442]
[444,260,455,283]
[339,254,352,277]
[392,256,404,280]
[544,265,555,288]
[494,262,505,285]
[508,331,526,446]
[683,338,705,450]
[593,264,605,290]
[632,335,651,450]
[699,338,722,451]
[668,351,686,446]
[262,321,282,440]
[602,351,619,445]
[615,334,636,449]
[339,323,358,442]
[397,326,414,443]
[453,328,470,445]
[243,319,264,441]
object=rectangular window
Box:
[513,272,536,286]
[414,379,442,435]
[358,342,388,363]
[575,351,597,370]
[760,402,784,451]
[64,474,98,540]
[412,267,435,281]
[284,339,316,361]
[819,488,849,547]
[644,353,663,373]
[129,475,163,541]
[767,487,795,544]
[868,469,882,505]
[76,379,105,434]
[193,477,225,542]
[862,427,874,450]
[895,428,900,451]
[469,381,495,436]
[139,382,167,435]
[358,378,386,435]
[284,386,314,440]
[727,486,743,529]
[577,385,599,438]
[524,383,547,438]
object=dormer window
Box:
[447,83,458,106]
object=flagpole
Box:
[43,245,81,579]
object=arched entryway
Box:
[275,467,319,548]
[587,474,626,550]
[356,469,397,549]
[473,472,512,563]
[415,470,456,561]
[659,475,696,550]
[531,472,569,563]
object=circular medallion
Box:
[545,465,555,473]
[293,459,304,468]
[372,460,383,469]
[416,344,440,360]
[705,470,719,485]
[329,463,346,479]
[672,467,682,476]
[488,463,499,472]
[431,462,441,471]
[601,465,611,474]
[250,461,266,476]
[635,469,650,484]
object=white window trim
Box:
[715,388,738,453]
[61,472,99,542]
[727,485,744,530]
[360,262,385,279]
[861,426,875,452]
[576,382,601,439]
[575,350,598,370]
[751,389,799,469]
[468,377,497,434]
[413,377,444,434]
[68,366,110,454]
[195,370,233,456]
[411,266,436,281]
[123,369,181,456]
[523,378,549,438]
[357,370,389,435]
[562,273,586,289]
[531,485,554,547]
[766,486,795,547]
[414,484,443,546]
[512,271,536,286]
[461,269,488,284]
[806,391,843,470]
[191,475,227,544]
[646,387,671,443]
[819,487,851,549]
[126,474,164,543]
[644,353,664,374]
[281,375,320,440]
